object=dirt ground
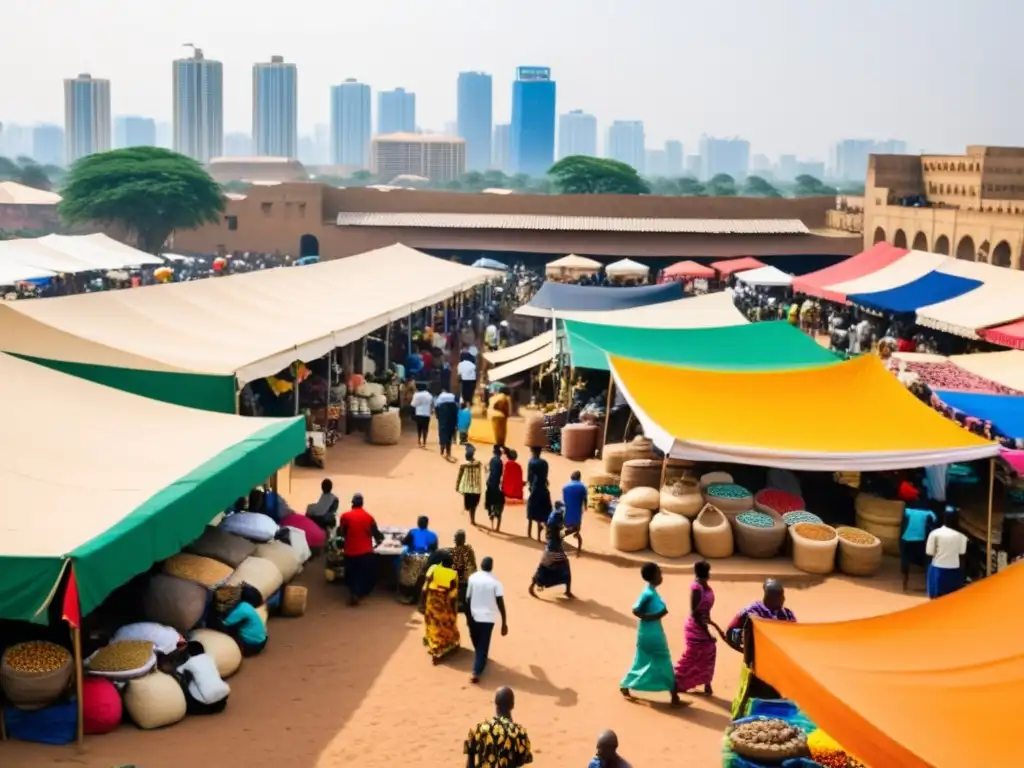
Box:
[6,418,926,768]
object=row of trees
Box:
[0,156,63,191]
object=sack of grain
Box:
[188,629,242,678]
[142,574,209,634]
[561,423,598,461]
[369,409,401,445]
[649,512,692,558]
[112,622,183,655]
[790,523,839,575]
[692,504,734,558]
[254,540,302,583]
[836,527,884,577]
[586,470,619,488]
[82,677,122,735]
[660,478,703,518]
[620,486,660,511]
[367,393,388,413]
[733,511,787,559]
[663,457,695,485]
[702,483,754,517]
[625,435,656,461]
[620,459,662,492]
[1,641,73,710]
[699,471,734,489]
[854,493,904,556]
[163,553,234,589]
[124,671,187,730]
[280,513,327,551]
[610,505,651,552]
[227,556,285,602]
[281,585,308,617]
[186,526,257,567]
[218,511,279,543]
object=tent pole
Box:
[600,380,614,457]
[986,457,996,576]
[234,378,241,415]
[407,313,413,356]
[73,624,84,746]
[384,324,391,372]
[659,457,668,489]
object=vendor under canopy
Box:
[397,516,440,604]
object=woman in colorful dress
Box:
[620,562,682,706]
[397,516,440,604]
[456,444,484,525]
[528,506,574,599]
[488,386,512,446]
[422,550,460,664]
[451,529,478,612]
[526,446,552,541]
[673,560,723,696]
[501,448,525,507]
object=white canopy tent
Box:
[553,290,747,328]
[545,254,602,279]
[0,234,162,282]
[483,330,556,365]
[605,258,650,279]
[736,265,793,287]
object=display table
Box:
[324,525,407,590]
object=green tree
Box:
[482,170,509,189]
[743,175,782,197]
[675,177,707,196]
[706,173,737,196]
[547,155,650,194]
[792,174,836,197]
[0,157,20,178]
[58,147,224,254]
[509,173,533,192]
[16,163,52,191]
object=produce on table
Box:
[706,483,752,500]
[836,527,878,546]
[736,511,775,528]
[792,522,837,541]
[728,717,809,762]
[3,641,70,673]
[87,640,155,673]
[783,511,824,526]
[900,361,1023,395]
[807,728,865,768]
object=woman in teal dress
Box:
[620,562,682,706]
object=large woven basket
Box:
[281,585,308,617]
[663,457,695,485]
[692,504,734,558]
[163,553,233,588]
[836,527,884,576]
[699,471,734,489]
[624,436,656,461]
[188,629,242,678]
[524,413,546,448]
[620,459,662,493]
[649,512,692,558]
[619,486,660,511]
[602,443,630,474]
[228,556,285,602]
[561,423,598,461]
[1,643,73,711]
[702,483,754,517]
[587,470,619,488]
[733,511,787,558]
[610,504,653,552]
[660,478,703,518]
[254,540,302,583]
[854,493,904,556]
[790,524,839,575]
[369,409,401,445]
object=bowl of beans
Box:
[703,483,754,516]
[1,640,74,709]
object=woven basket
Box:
[367,393,388,413]
[649,512,692,558]
[163,553,233,588]
[602,443,631,474]
[561,423,598,461]
[733,511,787,559]
[854,494,904,556]
[188,629,242,678]
[663,457,695,485]
[699,471,734,489]
[836,527,884,576]
[1,644,73,710]
[281,585,308,617]
[124,671,187,730]
[790,524,839,575]
[620,486,660,511]
[702,483,754,517]
[524,413,546,448]
[660,478,703,518]
[754,488,806,517]
[610,504,653,552]
[228,556,285,602]
[587,471,619,487]
[620,459,662,493]
[255,541,302,583]
[692,504,734,558]
[369,409,401,445]
[625,435,656,460]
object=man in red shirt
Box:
[339,493,384,606]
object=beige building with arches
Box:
[853,146,1024,269]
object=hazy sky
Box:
[3,0,1018,159]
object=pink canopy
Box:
[981,320,1024,350]
[792,243,909,303]
[711,257,765,276]
[662,260,715,279]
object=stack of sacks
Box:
[188,629,243,678]
[186,526,257,567]
[254,540,302,583]
[280,512,327,552]
[227,557,285,603]
[218,512,279,543]
[142,574,210,635]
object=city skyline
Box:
[1,0,1015,161]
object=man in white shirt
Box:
[457,354,477,406]
[925,509,968,599]
[410,382,433,447]
[465,556,508,683]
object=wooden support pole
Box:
[73,625,84,746]
[600,381,614,457]
[986,456,996,576]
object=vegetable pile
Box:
[728,717,809,761]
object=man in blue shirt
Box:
[562,470,588,557]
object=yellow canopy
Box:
[753,564,1024,768]
[610,353,998,470]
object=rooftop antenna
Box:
[182,43,204,59]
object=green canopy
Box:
[563,320,840,372]
[0,353,306,623]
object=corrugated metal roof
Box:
[334,212,810,235]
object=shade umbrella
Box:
[663,260,715,280]
[605,258,650,279]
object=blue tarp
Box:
[848,271,982,314]
[935,390,1024,439]
[472,257,508,270]
[524,280,683,312]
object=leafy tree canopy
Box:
[0,155,55,191]
[743,175,782,197]
[706,173,737,196]
[547,155,650,195]
[58,147,224,254]
[792,174,836,197]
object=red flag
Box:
[62,565,81,629]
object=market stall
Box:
[515,280,683,318]
[980,318,1024,350]
[543,254,602,280]
[948,350,1024,392]
[791,242,908,303]
[711,257,765,277]
[549,290,747,329]
[0,234,163,281]
[751,566,1024,768]
[915,260,1024,338]
[604,258,650,282]
[482,331,556,366]
[932,390,1024,440]
[735,266,793,288]
[0,244,497,412]
[824,250,945,303]
[848,270,982,315]
[660,260,715,282]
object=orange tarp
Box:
[753,564,1024,768]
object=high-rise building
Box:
[777,154,798,182]
[377,88,416,136]
[457,72,493,171]
[372,133,465,182]
[699,136,750,181]
[510,66,556,176]
[64,73,111,163]
[173,47,223,163]
[832,139,908,182]
[751,153,773,175]
[664,140,683,176]
[156,122,172,149]
[646,149,667,177]
[493,123,511,174]
[223,132,253,157]
[115,116,156,148]
[685,155,701,177]
[32,124,64,166]
[606,120,646,173]
[330,79,371,167]
[557,109,597,159]
[0,123,33,159]
[252,55,298,159]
